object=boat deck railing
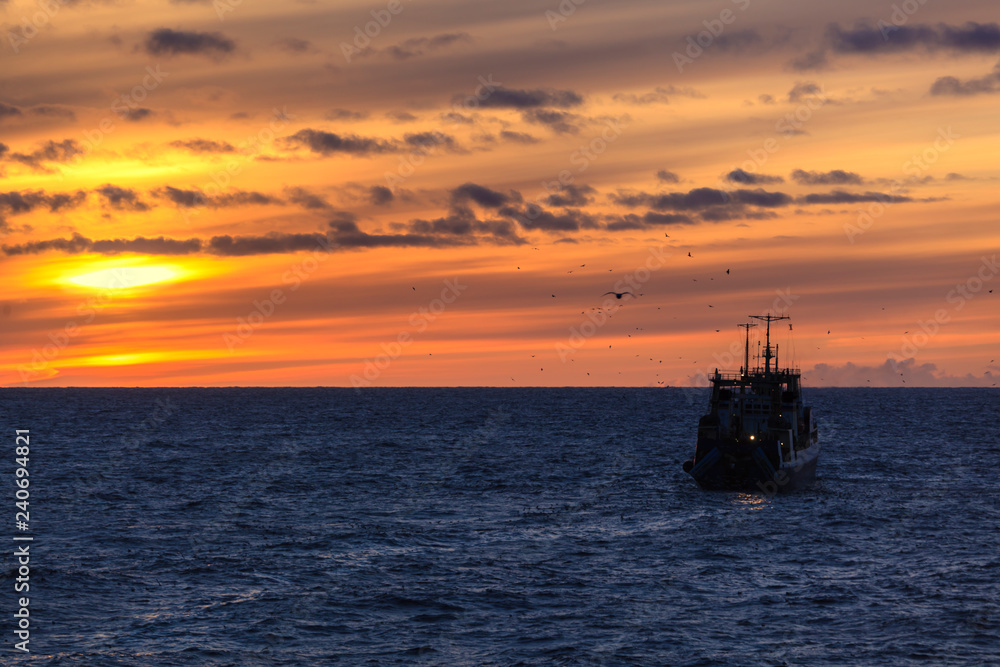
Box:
[712,368,802,381]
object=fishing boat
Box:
[682,314,819,493]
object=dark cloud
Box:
[329,219,467,249]
[726,168,784,185]
[406,214,525,245]
[386,33,471,60]
[369,185,394,206]
[612,187,791,211]
[642,211,694,225]
[154,186,208,208]
[29,105,76,121]
[656,169,681,183]
[8,139,83,171]
[545,184,595,207]
[825,21,1000,54]
[0,189,87,214]
[0,143,8,159]
[274,37,313,54]
[797,190,911,205]
[284,128,394,156]
[930,66,1000,96]
[208,233,333,256]
[451,182,510,208]
[169,138,236,153]
[501,204,597,232]
[715,29,766,52]
[0,103,22,120]
[460,86,583,109]
[122,107,154,122]
[757,94,776,105]
[386,110,418,123]
[787,81,824,102]
[789,50,829,71]
[2,232,200,256]
[521,109,579,134]
[324,109,369,121]
[499,130,539,144]
[285,186,332,210]
[791,168,864,185]
[96,184,150,211]
[404,131,461,153]
[144,28,236,58]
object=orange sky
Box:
[1,0,998,386]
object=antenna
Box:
[749,313,790,375]
[737,322,756,379]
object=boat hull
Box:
[684,437,819,493]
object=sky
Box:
[1,0,998,387]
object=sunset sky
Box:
[1,0,998,387]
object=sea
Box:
[1,387,998,665]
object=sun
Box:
[67,265,178,289]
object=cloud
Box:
[283,128,394,156]
[0,103,23,120]
[545,183,595,207]
[791,168,864,185]
[144,28,236,58]
[369,185,394,206]
[385,33,471,60]
[0,143,7,159]
[612,187,791,211]
[459,86,583,109]
[726,168,784,185]
[404,131,462,153]
[122,107,154,122]
[501,205,597,232]
[521,108,579,134]
[656,169,681,183]
[7,139,82,171]
[797,190,911,205]
[152,186,279,208]
[386,110,418,123]
[806,358,995,387]
[285,186,332,210]
[499,130,538,144]
[0,189,87,215]
[328,219,470,249]
[168,138,236,153]
[611,85,704,105]
[826,21,1000,54]
[28,105,76,121]
[451,182,511,208]
[324,109,369,121]
[2,232,201,256]
[207,232,335,256]
[96,184,150,211]
[787,81,824,103]
[274,37,314,54]
[930,64,1000,96]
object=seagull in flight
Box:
[603,291,634,299]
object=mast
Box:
[737,322,756,378]
[749,314,789,375]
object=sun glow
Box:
[67,266,178,289]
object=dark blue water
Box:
[1,388,998,665]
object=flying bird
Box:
[603,291,634,299]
